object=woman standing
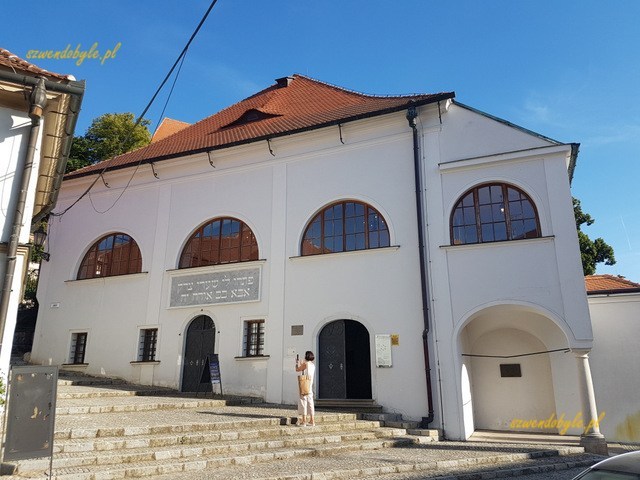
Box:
[295,351,316,426]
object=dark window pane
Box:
[379,230,390,247]
[478,187,491,205]
[524,219,538,238]
[494,222,507,241]
[465,226,478,244]
[511,220,525,239]
[509,200,523,218]
[355,233,365,250]
[464,206,476,225]
[482,224,494,242]
[492,204,505,221]
[369,232,379,248]
[522,201,535,219]
[479,205,492,223]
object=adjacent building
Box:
[0,48,84,378]
[32,75,606,451]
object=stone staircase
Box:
[2,372,438,479]
[1,372,601,480]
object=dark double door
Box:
[181,315,216,392]
[318,320,372,399]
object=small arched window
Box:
[179,217,258,269]
[78,233,142,279]
[301,201,390,256]
[450,183,541,245]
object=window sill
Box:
[289,245,400,261]
[440,235,555,251]
[234,355,270,361]
[61,363,88,368]
[130,361,160,365]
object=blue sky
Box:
[2,1,639,281]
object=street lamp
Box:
[32,224,50,261]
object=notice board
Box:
[375,334,393,367]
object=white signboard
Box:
[375,334,393,367]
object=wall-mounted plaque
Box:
[375,334,393,367]
[291,325,304,336]
[170,266,260,308]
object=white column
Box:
[573,349,608,455]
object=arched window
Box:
[179,217,258,268]
[301,201,390,256]
[450,183,541,245]
[78,233,142,279]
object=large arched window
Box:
[450,183,541,245]
[301,201,390,256]
[179,217,258,268]
[78,233,142,279]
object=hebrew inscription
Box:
[170,267,260,307]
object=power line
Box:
[52,0,220,218]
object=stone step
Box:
[315,398,383,413]
[54,418,376,441]
[56,397,229,415]
[33,427,412,470]
[12,435,417,479]
[5,445,596,480]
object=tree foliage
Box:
[66,113,151,173]
[573,197,616,275]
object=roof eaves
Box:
[587,288,640,296]
[66,92,455,180]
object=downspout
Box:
[0,77,47,355]
[406,105,435,427]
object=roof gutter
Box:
[406,104,435,427]
[66,92,456,180]
[0,69,85,96]
[568,143,579,185]
[31,81,85,226]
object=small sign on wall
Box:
[375,334,393,367]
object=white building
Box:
[0,48,84,379]
[32,75,606,452]
[585,274,640,443]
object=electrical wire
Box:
[461,348,571,359]
[154,49,188,135]
[51,0,219,218]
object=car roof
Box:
[593,451,640,474]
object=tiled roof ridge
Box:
[585,274,640,294]
[0,47,70,80]
[293,73,437,100]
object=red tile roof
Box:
[585,274,640,294]
[151,118,191,143]
[0,47,70,80]
[67,75,454,179]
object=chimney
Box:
[275,76,294,88]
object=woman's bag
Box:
[298,370,311,396]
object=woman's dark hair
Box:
[305,351,315,361]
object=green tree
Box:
[574,197,616,275]
[66,113,151,173]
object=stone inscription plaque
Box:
[170,267,260,307]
